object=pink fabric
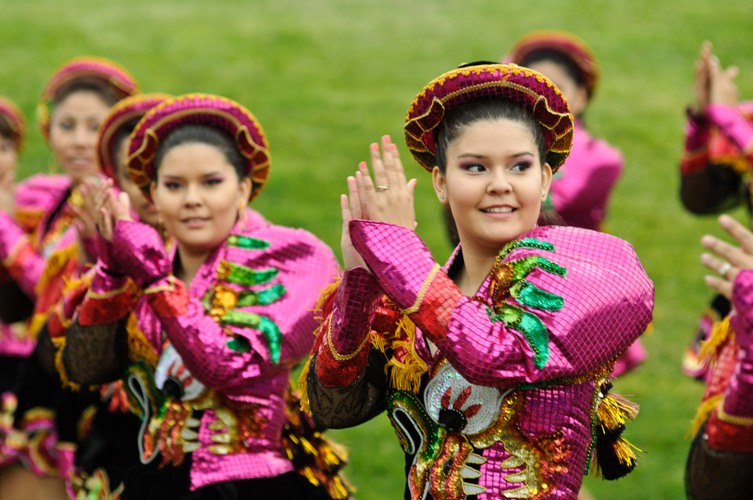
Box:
[548,120,623,231]
[344,221,653,498]
[725,269,753,417]
[706,103,753,153]
[114,208,338,489]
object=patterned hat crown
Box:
[404,63,574,173]
[127,93,271,202]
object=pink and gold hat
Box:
[0,97,26,152]
[506,31,599,97]
[127,93,271,202]
[404,63,574,173]
[38,56,139,140]
[97,93,170,181]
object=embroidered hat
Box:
[97,93,170,182]
[506,31,599,97]
[127,93,271,202]
[0,97,26,152]
[38,56,139,140]
[404,63,573,172]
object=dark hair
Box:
[435,96,548,173]
[0,116,13,142]
[111,117,141,178]
[521,49,585,89]
[53,77,120,107]
[152,124,246,180]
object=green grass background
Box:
[3,1,752,498]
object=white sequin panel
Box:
[423,362,507,435]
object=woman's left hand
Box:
[701,214,753,298]
[355,135,417,229]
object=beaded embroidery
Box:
[203,235,287,362]
[387,360,570,499]
[485,237,566,369]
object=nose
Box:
[183,183,202,206]
[487,168,512,194]
[72,124,95,147]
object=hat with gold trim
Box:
[404,63,573,172]
[507,31,599,97]
[0,97,26,152]
[38,56,139,140]
[97,93,170,182]
[127,93,271,202]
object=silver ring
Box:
[718,262,732,278]
[375,185,390,192]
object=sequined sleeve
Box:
[680,103,753,214]
[350,221,654,387]
[62,265,136,386]
[158,227,340,395]
[0,211,46,298]
[301,266,391,428]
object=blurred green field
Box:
[3,1,753,498]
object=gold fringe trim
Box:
[688,394,723,438]
[698,315,732,363]
[717,402,753,426]
[52,336,82,392]
[385,315,427,393]
[34,242,78,296]
[126,313,158,367]
[298,357,313,415]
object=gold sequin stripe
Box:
[86,280,133,299]
[716,403,753,426]
[326,317,370,361]
[401,263,441,316]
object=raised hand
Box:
[355,135,417,229]
[701,215,753,298]
[340,175,368,270]
[95,181,133,242]
[692,41,713,114]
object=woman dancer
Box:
[303,63,654,498]
[63,94,347,499]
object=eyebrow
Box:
[456,151,534,159]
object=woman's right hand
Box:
[701,215,753,299]
[96,182,133,242]
[341,174,369,271]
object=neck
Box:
[175,245,212,286]
[454,240,499,296]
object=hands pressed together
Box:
[701,215,753,299]
[340,135,417,270]
[693,41,740,114]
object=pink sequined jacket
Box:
[305,221,653,499]
[0,173,73,356]
[680,102,753,215]
[64,208,339,490]
[547,119,623,231]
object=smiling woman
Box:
[0,56,137,500]
[59,94,348,499]
[302,63,655,499]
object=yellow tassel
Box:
[597,393,639,432]
[688,394,723,438]
[698,315,732,363]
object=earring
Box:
[238,204,248,229]
[439,192,446,201]
[157,215,168,240]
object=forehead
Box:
[449,119,538,152]
[53,90,111,116]
[158,142,234,175]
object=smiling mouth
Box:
[481,207,516,214]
